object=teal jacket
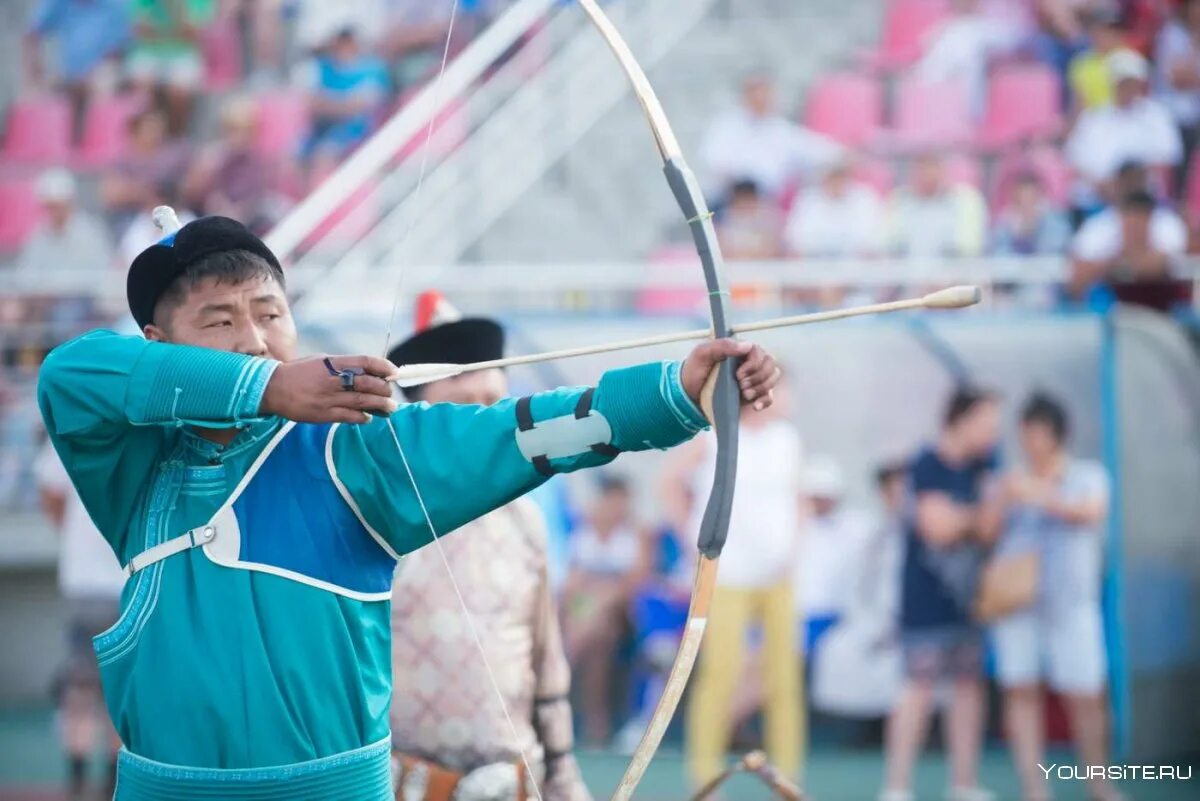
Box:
[37,330,709,800]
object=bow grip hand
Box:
[680,338,781,420]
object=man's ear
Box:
[144,324,166,342]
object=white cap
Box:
[803,455,844,498]
[1107,49,1149,84]
[35,168,76,202]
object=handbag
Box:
[972,550,1040,623]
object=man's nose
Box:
[238,325,271,357]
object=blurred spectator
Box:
[700,70,843,202]
[23,0,130,139]
[294,0,385,53]
[35,442,125,801]
[795,455,873,659]
[1029,0,1090,82]
[100,105,191,229]
[126,0,216,135]
[1065,50,1182,213]
[1070,189,1191,310]
[670,398,805,790]
[181,96,287,234]
[886,153,987,259]
[810,462,908,721]
[1067,7,1132,111]
[16,169,113,277]
[297,27,391,177]
[992,393,1125,801]
[784,158,884,258]
[1153,0,1200,190]
[990,172,1072,256]
[383,0,465,91]
[715,179,784,260]
[562,475,649,746]
[881,387,1003,801]
[915,0,1023,117]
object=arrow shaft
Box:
[442,296,928,376]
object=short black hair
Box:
[1119,189,1157,214]
[729,178,761,198]
[1021,391,1069,442]
[596,473,630,495]
[875,460,908,487]
[943,385,997,428]
[153,249,284,326]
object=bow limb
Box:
[577,1,740,797]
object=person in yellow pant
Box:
[661,396,807,791]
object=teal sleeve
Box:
[330,360,709,556]
[36,329,278,540]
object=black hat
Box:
[126,215,284,329]
[386,292,504,388]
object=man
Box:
[36,442,126,801]
[663,390,805,791]
[386,295,591,801]
[17,169,114,277]
[886,152,987,260]
[880,387,1003,801]
[700,70,842,202]
[784,157,884,259]
[1069,189,1190,310]
[1065,49,1182,214]
[993,393,1124,801]
[126,0,215,135]
[36,214,781,800]
[1067,8,1131,111]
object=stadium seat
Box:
[978,64,1064,150]
[944,152,983,190]
[880,76,972,152]
[255,91,310,157]
[804,73,883,148]
[0,179,43,252]
[2,97,71,165]
[76,95,140,168]
[990,146,1071,209]
[862,0,952,71]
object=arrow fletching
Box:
[390,362,466,388]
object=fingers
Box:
[341,355,399,381]
[341,391,399,417]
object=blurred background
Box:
[0,0,1198,799]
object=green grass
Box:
[1,707,1194,800]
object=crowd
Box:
[698,0,1200,313]
[554,383,1118,801]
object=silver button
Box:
[202,526,215,541]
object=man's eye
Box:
[205,320,233,329]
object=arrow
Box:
[389,285,981,387]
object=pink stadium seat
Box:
[76,95,140,168]
[636,245,705,314]
[2,97,71,165]
[204,21,243,90]
[804,73,883,147]
[990,146,1071,209]
[979,64,1063,149]
[0,179,43,252]
[883,76,973,152]
[255,91,310,157]
[867,0,952,71]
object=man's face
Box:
[420,368,507,407]
[145,275,297,361]
[957,399,1001,457]
[1115,77,1143,108]
[912,156,944,197]
[1019,420,1060,464]
[742,78,775,117]
[823,167,851,197]
[1012,180,1041,212]
[592,488,631,530]
[42,199,72,229]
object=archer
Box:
[36,214,782,801]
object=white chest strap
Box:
[124,524,216,577]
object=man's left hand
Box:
[680,339,781,412]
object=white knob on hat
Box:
[152,206,183,235]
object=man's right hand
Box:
[260,355,398,424]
